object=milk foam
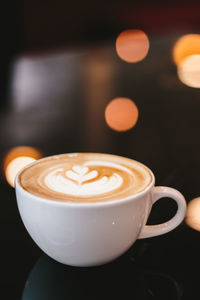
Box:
[19,153,152,202]
[43,161,125,196]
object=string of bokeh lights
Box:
[108,30,200,234]
[105,29,150,132]
[172,33,200,231]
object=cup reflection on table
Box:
[22,254,182,300]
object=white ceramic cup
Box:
[15,156,186,267]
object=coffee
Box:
[18,153,152,203]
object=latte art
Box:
[18,153,152,202]
[66,165,98,184]
[43,163,124,196]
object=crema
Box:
[18,153,152,202]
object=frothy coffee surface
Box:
[18,153,152,203]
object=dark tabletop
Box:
[1,1,200,299]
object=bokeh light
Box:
[116,29,149,63]
[105,97,139,132]
[177,55,200,88]
[186,197,200,231]
[173,34,200,66]
[3,146,42,187]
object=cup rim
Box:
[15,152,155,208]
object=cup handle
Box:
[138,186,187,239]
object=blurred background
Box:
[2,0,200,186]
[2,1,200,299]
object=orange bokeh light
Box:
[3,146,42,187]
[177,54,200,88]
[173,34,200,66]
[116,29,149,63]
[186,197,200,231]
[105,97,139,132]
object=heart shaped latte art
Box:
[43,163,124,197]
[66,165,98,184]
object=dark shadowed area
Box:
[1,1,200,299]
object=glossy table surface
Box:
[1,32,200,299]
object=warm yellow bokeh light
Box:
[6,157,36,187]
[116,29,149,63]
[173,34,200,66]
[105,97,139,132]
[177,54,200,88]
[3,146,42,187]
[186,197,200,231]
